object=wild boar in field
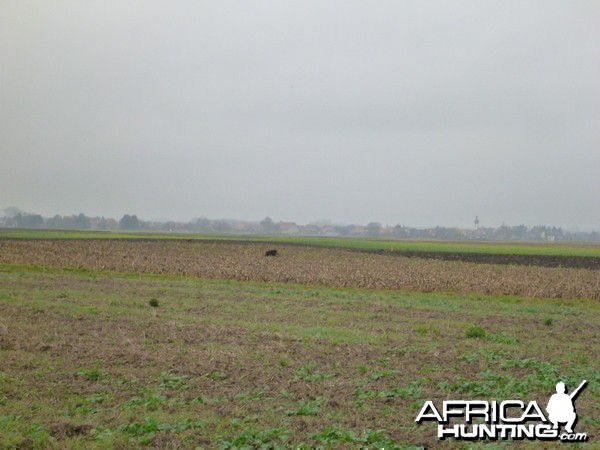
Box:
[265,249,278,257]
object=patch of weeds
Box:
[360,429,407,450]
[87,393,110,404]
[148,298,159,307]
[459,349,509,365]
[376,356,392,366]
[573,352,589,367]
[459,352,480,364]
[565,367,600,390]
[396,345,419,357]
[171,418,206,432]
[439,361,559,399]
[414,324,428,335]
[285,398,324,416]
[159,372,191,389]
[207,371,228,381]
[76,367,104,382]
[212,395,229,404]
[278,356,291,368]
[230,416,259,427]
[310,426,405,448]
[279,389,291,399]
[118,417,205,444]
[0,416,18,445]
[488,332,518,345]
[191,395,205,405]
[123,394,167,411]
[463,443,510,450]
[439,370,525,398]
[502,357,559,382]
[24,424,51,448]
[123,397,145,409]
[370,368,401,381]
[90,425,115,442]
[311,426,360,445]
[356,363,368,374]
[218,427,291,450]
[86,306,100,315]
[294,363,335,382]
[379,381,423,399]
[116,376,132,387]
[357,381,423,400]
[70,397,98,416]
[234,388,270,402]
[543,317,554,327]
[353,399,365,408]
[414,324,440,336]
[355,389,378,399]
[465,325,486,339]
[118,419,159,446]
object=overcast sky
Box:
[1,1,598,229]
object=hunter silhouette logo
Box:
[415,379,589,442]
[546,380,586,434]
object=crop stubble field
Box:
[0,236,599,448]
[0,239,599,300]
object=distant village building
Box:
[278,222,300,235]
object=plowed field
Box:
[1,239,598,300]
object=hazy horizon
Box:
[2,1,598,230]
[3,204,597,233]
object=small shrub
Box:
[465,325,486,339]
[148,298,159,308]
[543,317,554,327]
[278,356,291,368]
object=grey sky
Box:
[1,1,598,229]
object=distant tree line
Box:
[1,207,598,242]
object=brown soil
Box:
[388,249,600,269]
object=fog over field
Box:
[1,1,598,229]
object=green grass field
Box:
[0,264,598,448]
[2,229,599,257]
[269,236,600,257]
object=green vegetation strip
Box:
[2,229,599,257]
